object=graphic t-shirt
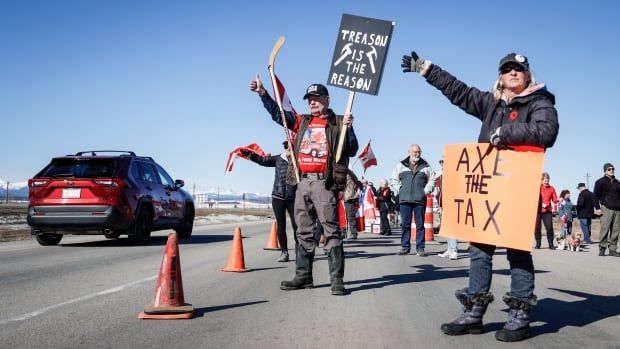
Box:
[297,117,328,174]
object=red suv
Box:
[27,151,194,245]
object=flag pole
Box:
[268,36,300,183]
[335,90,356,162]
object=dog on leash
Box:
[567,232,583,252]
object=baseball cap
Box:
[303,84,329,100]
[499,53,529,72]
[577,183,586,189]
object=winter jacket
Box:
[593,176,620,210]
[376,186,394,212]
[539,184,558,214]
[424,65,559,148]
[260,93,359,190]
[343,169,361,201]
[390,157,433,205]
[576,189,595,218]
[248,152,296,201]
[558,198,574,222]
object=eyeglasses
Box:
[500,65,526,74]
[607,168,615,171]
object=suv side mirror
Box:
[175,179,185,189]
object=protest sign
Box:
[439,144,545,251]
[327,13,394,96]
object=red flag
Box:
[224,143,266,175]
[358,141,377,172]
[363,186,377,219]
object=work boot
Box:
[547,237,555,250]
[327,245,346,295]
[280,244,314,290]
[599,247,606,256]
[495,294,537,342]
[441,288,494,335]
[609,250,620,257]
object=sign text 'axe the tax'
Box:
[327,14,394,95]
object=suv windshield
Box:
[38,158,117,179]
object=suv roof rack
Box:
[73,150,136,156]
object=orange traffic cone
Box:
[424,194,435,242]
[222,227,249,272]
[139,232,193,319]
[263,221,280,250]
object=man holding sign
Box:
[250,78,358,296]
[401,52,558,342]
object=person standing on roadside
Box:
[376,179,394,236]
[401,51,558,342]
[242,141,297,262]
[390,144,434,256]
[250,77,359,295]
[575,182,594,244]
[342,168,362,240]
[593,163,620,257]
[534,172,558,249]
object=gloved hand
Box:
[490,127,502,146]
[239,149,252,157]
[401,51,430,75]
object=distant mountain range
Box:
[0,180,28,200]
[0,179,270,204]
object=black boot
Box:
[441,288,494,335]
[327,245,346,295]
[495,294,537,342]
[280,244,314,290]
[599,246,606,256]
[534,239,541,249]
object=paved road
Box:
[1,221,619,348]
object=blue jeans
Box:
[467,243,534,299]
[400,203,425,252]
[579,217,592,242]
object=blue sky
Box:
[1,1,618,196]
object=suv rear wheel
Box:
[35,233,63,246]
[129,206,152,244]
[175,206,194,240]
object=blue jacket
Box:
[390,157,433,205]
[248,152,296,201]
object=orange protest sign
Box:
[439,144,545,251]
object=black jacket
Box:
[425,65,559,148]
[593,176,620,210]
[261,93,359,190]
[248,153,296,201]
[576,189,595,218]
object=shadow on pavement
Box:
[193,300,269,318]
[59,234,233,247]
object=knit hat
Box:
[604,162,614,171]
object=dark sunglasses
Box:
[500,65,526,74]
[607,167,615,171]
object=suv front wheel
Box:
[129,206,152,244]
[175,206,194,240]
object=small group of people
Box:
[242,49,560,342]
[533,165,620,257]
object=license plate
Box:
[62,188,81,199]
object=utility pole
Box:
[242,192,246,216]
[5,181,9,204]
[217,187,220,208]
[585,172,591,189]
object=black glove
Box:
[401,51,428,74]
[239,149,252,157]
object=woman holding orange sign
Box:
[401,51,559,342]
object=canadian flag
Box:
[358,141,377,172]
[224,143,266,175]
[362,185,377,220]
[271,73,298,144]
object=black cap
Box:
[604,162,614,171]
[577,183,586,189]
[499,53,529,71]
[303,84,329,99]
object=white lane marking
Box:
[0,275,156,325]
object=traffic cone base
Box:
[222,227,250,272]
[139,232,193,320]
[264,221,280,250]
